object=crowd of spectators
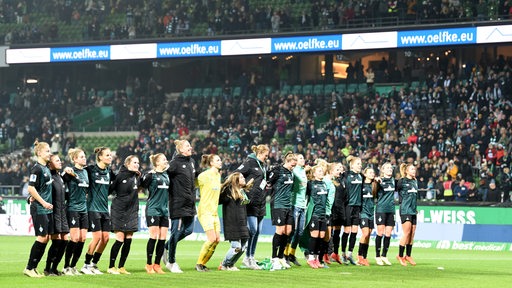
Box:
[2,0,512,45]
[1,51,512,205]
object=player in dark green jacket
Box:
[23,141,53,278]
[82,147,115,275]
[141,153,170,274]
[267,152,297,270]
[341,155,363,265]
[62,148,89,275]
[357,167,377,266]
[396,163,418,267]
[302,165,328,269]
[375,162,396,266]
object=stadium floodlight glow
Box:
[26,78,38,84]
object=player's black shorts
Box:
[308,216,328,232]
[359,218,374,229]
[400,214,417,225]
[68,211,89,229]
[33,213,54,236]
[375,212,395,227]
[88,211,111,232]
[146,215,170,228]
[271,208,293,226]
[330,207,345,226]
[345,206,361,226]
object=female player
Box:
[237,144,269,270]
[23,141,53,278]
[141,153,169,274]
[396,163,418,266]
[320,162,342,266]
[218,172,252,271]
[303,165,328,269]
[44,154,70,276]
[81,147,115,275]
[108,155,141,274]
[341,155,363,265]
[164,140,198,273]
[284,153,307,266]
[329,164,347,264]
[357,167,377,266]
[195,154,222,272]
[375,162,396,266]
[62,148,89,276]
[267,152,297,270]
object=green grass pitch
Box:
[1,236,511,288]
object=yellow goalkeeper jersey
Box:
[197,168,221,216]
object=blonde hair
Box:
[33,140,49,157]
[175,139,190,154]
[221,172,250,201]
[306,164,324,181]
[94,146,110,163]
[149,153,165,167]
[379,162,393,178]
[200,154,218,168]
[315,158,328,172]
[68,148,85,164]
[346,155,360,167]
[399,163,415,178]
[362,167,379,198]
[124,155,139,166]
[283,151,297,163]
[251,144,269,155]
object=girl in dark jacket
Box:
[108,155,141,274]
[218,172,253,271]
[236,144,269,270]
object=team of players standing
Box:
[23,140,418,277]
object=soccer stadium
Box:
[0,0,511,286]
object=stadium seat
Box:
[313,84,324,96]
[202,87,212,97]
[291,85,302,95]
[335,84,346,94]
[191,88,202,97]
[182,88,192,98]
[232,86,241,97]
[280,85,291,95]
[302,84,313,95]
[211,87,222,97]
[324,84,335,95]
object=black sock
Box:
[64,241,76,268]
[85,253,93,265]
[375,235,382,257]
[358,242,364,256]
[319,240,328,262]
[399,245,405,257]
[406,244,413,257]
[332,229,340,254]
[348,233,357,252]
[45,240,59,271]
[109,240,123,268]
[308,237,317,256]
[27,241,47,270]
[363,243,369,258]
[52,240,68,272]
[383,236,391,257]
[155,240,166,265]
[278,234,288,258]
[341,232,349,254]
[71,242,84,267]
[272,233,280,258]
[92,252,102,264]
[119,238,132,268]
[147,238,156,265]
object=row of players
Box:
[23,140,417,277]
